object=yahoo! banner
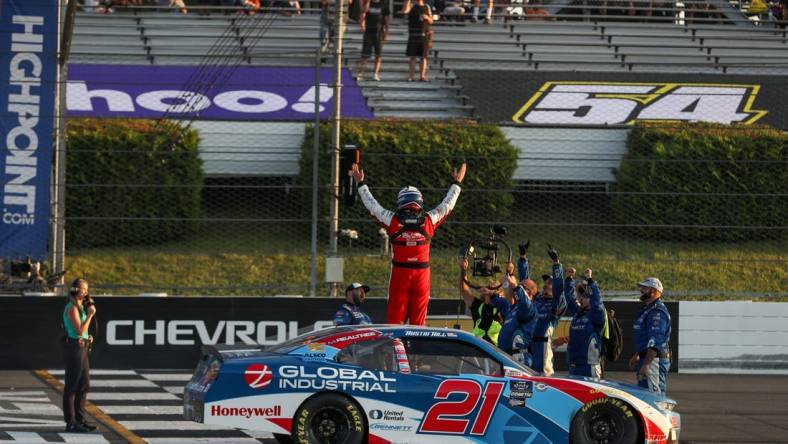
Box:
[66,64,374,120]
[0,1,58,260]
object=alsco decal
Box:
[513,82,767,125]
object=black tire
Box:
[292,393,365,444]
[570,398,640,444]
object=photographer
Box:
[62,278,97,433]
[459,258,510,346]
[517,243,568,376]
[499,268,538,367]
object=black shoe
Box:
[65,423,90,433]
[80,421,97,431]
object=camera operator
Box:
[516,243,569,376]
[459,258,510,346]
[62,278,97,433]
[334,282,373,326]
[499,266,538,367]
[350,162,466,326]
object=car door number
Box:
[419,379,505,435]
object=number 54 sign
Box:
[513,82,767,125]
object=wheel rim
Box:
[309,406,351,444]
[587,411,622,444]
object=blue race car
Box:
[184,325,680,444]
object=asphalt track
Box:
[3,370,787,443]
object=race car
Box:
[184,325,680,444]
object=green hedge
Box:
[299,120,518,247]
[611,123,787,241]
[66,119,203,248]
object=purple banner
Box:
[66,64,373,121]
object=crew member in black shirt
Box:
[403,0,433,82]
[357,0,390,81]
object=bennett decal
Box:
[244,364,273,389]
[370,423,413,432]
[513,82,767,125]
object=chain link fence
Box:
[34,6,788,298]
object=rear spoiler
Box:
[200,345,265,363]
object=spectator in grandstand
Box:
[441,0,467,21]
[357,0,391,82]
[334,282,373,326]
[350,162,465,326]
[403,0,434,82]
[320,0,335,51]
[686,0,720,24]
[630,277,672,395]
[459,258,511,346]
[562,268,605,378]
[500,269,539,367]
[470,0,494,23]
[524,0,552,20]
[62,278,98,433]
[516,243,568,376]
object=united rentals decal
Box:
[454,70,787,129]
[513,82,767,125]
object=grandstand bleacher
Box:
[68,5,786,178]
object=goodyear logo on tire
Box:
[513,82,767,125]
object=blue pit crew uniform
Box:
[634,299,672,395]
[565,277,606,378]
[497,281,537,367]
[333,303,372,326]
[517,258,568,376]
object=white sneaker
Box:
[373,73,381,81]
[356,74,363,81]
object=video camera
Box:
[461,225,513,282]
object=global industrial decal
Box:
[277,365,396,393]
[3,15,47,227]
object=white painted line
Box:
[162,386,184,395]
[47,369,137,376]
[0,403,62,414]
[97,405,183,415]
[140,373,193,382]
[4,431,47,442]
[56,379,159,388]
[144,439,263,444]
[61,433,111,443]
[241,429,276,439]
[87,392,180,401]
[119,420,239,430]
[0,415,63,426]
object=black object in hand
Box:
[518,240,530,256]
[547,244,559,262]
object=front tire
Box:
[570,398,639,444]
[292,393,365,444]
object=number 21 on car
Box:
[419,379,506,436]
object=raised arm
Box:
[585,269,605,327]
[351,163,394,226]
[426,163,465,227]
[516,241,530,281]
[459,258,476,308]
[564,267,579,317]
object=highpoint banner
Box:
[0,0,58,259]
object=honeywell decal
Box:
[105,320,335,346]
[209,404,282,418]
[0,0,57,259]
[65,64,374,120]
[514,82,767,125]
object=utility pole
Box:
[329,0,346,256]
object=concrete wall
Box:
[679,301,788,374]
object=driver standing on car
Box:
[334,282,373,326]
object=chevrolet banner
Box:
[456,71,787,129]
[0,0,58,259]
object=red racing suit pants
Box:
[386,263,430,325]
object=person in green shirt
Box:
[62,278,97,433]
